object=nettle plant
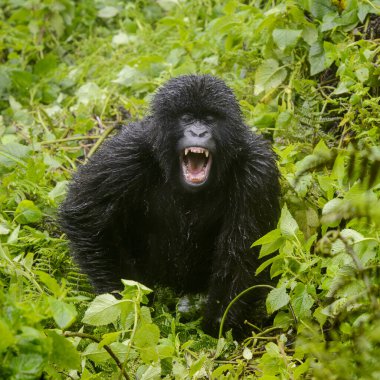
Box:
[250,139,380,378]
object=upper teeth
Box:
[184,147,209,157]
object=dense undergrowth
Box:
[0,0,380,378]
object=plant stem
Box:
[64,332,130,380]
[41,136,101,145]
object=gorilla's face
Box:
[151,75,245,192]
[176,114,217,191]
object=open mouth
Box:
[181,147,212,185]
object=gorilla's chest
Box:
[137,194,223,291]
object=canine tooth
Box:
[205,150,209,158]
[185,148,189,156]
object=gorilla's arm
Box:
[59,124,154,293]
[203,134,280,336]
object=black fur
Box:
[59,75,280,336]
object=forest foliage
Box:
[0,0,380,379]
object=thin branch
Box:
[218,284,274,339]
[87,117,117,159]
[41,136,101,145]
[64,331,130,380]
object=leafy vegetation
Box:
[1,0,379,378]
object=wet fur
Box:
[59,75,280,336]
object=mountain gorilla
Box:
[59,75,280,337]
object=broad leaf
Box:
[49,298,77,329]
[254,59,287,95]
[266,287,290,314]
[46,331,81,370]
[272,29,302,50]
[14,200,43,225]
[83,294,126,326]
[279,206,299,237]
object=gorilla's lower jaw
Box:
[181,147,212,185]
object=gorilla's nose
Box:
[185,124,210,139]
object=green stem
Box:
[218,284,274,339]
[41,136,101,145]
[87,124,117,159]
[64,332,130,380]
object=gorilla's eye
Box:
[204,115,216,123]
[180,114,193,123]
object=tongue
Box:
[188,155,205,174]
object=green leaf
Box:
[295,139,332,176]
[135,323,161,363]
[330,229,365,256]
[37,271,61,297]
[48,298,77,329]
[10,70,33,91]
[135,323,160,348]
[172,360,189,378]
[291,284,314,319]
[272,29,302,50]
[266,286,290,314]
[46,331,81,370]
[252,229,281,247]
[0,224,10,235]
[265,341,280,355]
[157,0,179,11]
[91,341,129,363]
[309,42,326,76]
[256,255,279,275]
[121,279,153,295]
[34,55,58,76]
[307,0,336,19]
[322,298,348,317]
[273,311,292,329]
[242,347,253,360]
[113,65,144,87]
[0,66,11,93]
[157,339,175,359]
[301,24,319,45]
[279,206,299,237]
[358,3,372,23]
[76,82,105,106]
[48,181,68,203]
[14,200,43,224]
[98,6,119,18]
[355,67,369,83]
[0,320,15,352]
[254,59,287,95]
[83,294,125,326]
[189,355,207,377]
[140,363,162,380]
[10,353,45,377]
[320,13,339,32]
[82,342,110,363]
[212,364,235,378]
[7,225,20,244]
[0,142,30,168]
[323,41,339,67]
[98,332,121,348]
[321,197,347,227]
[259,238,284,258]
[112,32,136,46]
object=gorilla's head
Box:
[150,75,248,192]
